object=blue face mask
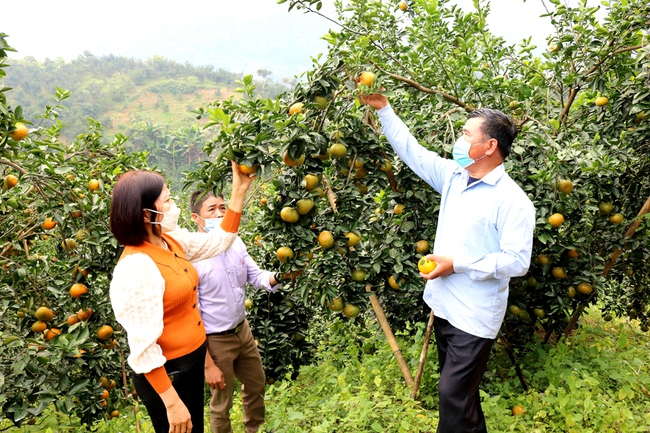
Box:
[452,137,489,168]
[198,216,223,233]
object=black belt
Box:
[207,320,245,336]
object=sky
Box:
[2,0,591,81]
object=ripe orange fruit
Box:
[289,102,304,115]
[237,163,259,175]
[351,269,367,282]
[557,179,573,194]
[4,174,18,189]
[388,275,404,290]
[398,1,408,11]
[66,314,80,326]
[100,389,109,400]
[328,143,347,159]
[318,231,335,249]
[512,405,526,416]
[296,198,314,215]
[595,96,609,106]
[418,257,437,274]
[70,210,83,218]
[567,249,580,258]
[35,306,54,322]
[394,204,405,215]
[598,202,613,215]
[343,304,360,318]
[548,213,564,228]
[609,213,623,225]
[280,207,299,223]
[9,122,28,141]
[359,71,376,87]
[302,174,319,191]
[282,151,305,167]
[551,267,567,279]
[78,307,93,321]
[568,286,576,298]
[42,217,57,230]
[45,328,61,341]
[537,254,551,265]
[31,320,48,333]
[88,179,100,191]
[69,283,88,298]
[415,240,429,254]
[97,325,114,341]
[328,297,344,312]
[276,246,294,262]
[111,410,120,418]
[344,231,361,247]
[577,282,593,295]
[101,339,117,349]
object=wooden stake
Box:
[411,309,435,399]
[365,285,414,386]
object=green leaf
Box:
[53,166,74,174]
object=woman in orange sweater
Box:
[109,162,254,433]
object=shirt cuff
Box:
[453,256,470,274]
[144,366,172,394]
[220,209,242,233]
[376,104,394,119]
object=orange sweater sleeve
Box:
[144,366,172,394]
[220,209,242,233]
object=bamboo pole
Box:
[365,285,414,387]
[411,309,435,399]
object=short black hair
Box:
[468,108,517,159]
[190,190,225,214]
[110,171,165,246]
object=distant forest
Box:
[4,52,294,184]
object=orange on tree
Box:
[358,71,376,87]
[31,320,48,333]
[97,325,114,341]
[276,246,294,262]
[598,202,614,215]
[328,143,347,159]
[351,269,367,282]
[282,151,306,167]
[111,410,120,418]
[69,283,88,299]
[398,1,408,11]
[288,102,304,115]
[318,231,335,249]
[41,217,57,230]
[557,179,573,194]
[394,203,405,215]
[418,257,437,274]
[344,231,361,247]
[245,298,253,309]
[609,213,624,224]
[88,179,100,191]
[280,207,299,223]
[568,286,576,298]
[66,313,80,326]
[595,96,609,106]
[296,198,314,215]
[343,304,360,318]
[78,307,93,321]
[237,163,259,175]
[577,282,593,295]
[567,249,580,258]
[62,238,77,251]
[327,297,344,312]
[301,174,319,190]
[45,328,61,342]
[537,254,551,265]
[9,122,28,141]
[388,275,404,290]
[415,240,429,254]
[548,213,564,228]
[533,308,545,319]
[35,306,54,322]
[100,389,109,400]
[101,339,117,349]
[3,174,18,189]
[551,267,566,279]
[512,405,526,416]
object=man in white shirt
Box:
[361,93,535,433]
[190,190,281,433]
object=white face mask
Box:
[197,216,223,233]
[146,202,180,233]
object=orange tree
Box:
[186,0,650,385]
[0,35,149,425]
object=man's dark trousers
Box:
[434,316,494,433]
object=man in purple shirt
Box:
[190,190,281,433]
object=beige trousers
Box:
[206,319,266,433]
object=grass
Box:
[3,307,650,432]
